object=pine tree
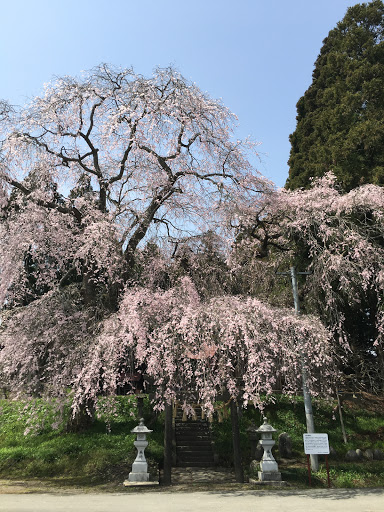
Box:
[287,1,384,191]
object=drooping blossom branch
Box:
[231,173,384,388]
[71,277,337,417]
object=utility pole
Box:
[277,266,319,471]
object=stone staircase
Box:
[174,405,215,467]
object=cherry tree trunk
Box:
[66,401,95,433]
[230,399,244,483]
[378,346,384,392]
[162,401,173,486]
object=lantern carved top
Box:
[131,418,153,434]
[256,417,277,433]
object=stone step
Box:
[175,425,210,432]
[176,445,212,451]
[176,452,214,461]
[177,454,214,462]
[177,447,214,454]
[176,422,207,427]
[175,420,209,428]
[175,430,210,436]
[175,416,205,420]
[176,461,215,467]
[176,438,212,443]
[176,447,212,454]
[176,440,212,446]
[176,448,213,455]
[176,430,211,435]
[175,418,206,422]
[175,406,202,412]
[177,454,213,461]
[175,432,210,437]
[176,432,211,437]
[176,430,210,435]
[176,438,212,445]
[174,415,214,467]
[175,408,202,413]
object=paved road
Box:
[0,488,383,512]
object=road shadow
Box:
[207,487,384,500]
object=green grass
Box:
[278,461,384,488]
[1,393,384,489]
[212,394,384,488]
[212,394,384,462]
[0,396,164,484]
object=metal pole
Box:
[336,388,348,444]
[325,455,331,488]
[290,266,301,314]
[306,454,312,486]
[290,266,319,472]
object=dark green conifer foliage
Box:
[287,1,384,191]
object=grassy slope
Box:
[0,393,383,489]
[0,396,163,485]
[212,393,384,487]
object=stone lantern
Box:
[256,417,281,482]
[127,418,153,483]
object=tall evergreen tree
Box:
[287,1,384,191]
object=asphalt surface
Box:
[0,488,383,512]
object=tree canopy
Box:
[1,62,383,417]
[287,0,384,191]
[0,65,341,417]
[0,64,270,309]
[234,173,384,390]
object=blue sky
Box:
[1,0,359,187]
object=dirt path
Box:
[0,488,384,512]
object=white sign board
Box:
[303,433,330,455]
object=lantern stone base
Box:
[123,480,159,487]
[258,470,282,482]
[127,471,150,482]
[131,460,148,473]
[249,478,287,486]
